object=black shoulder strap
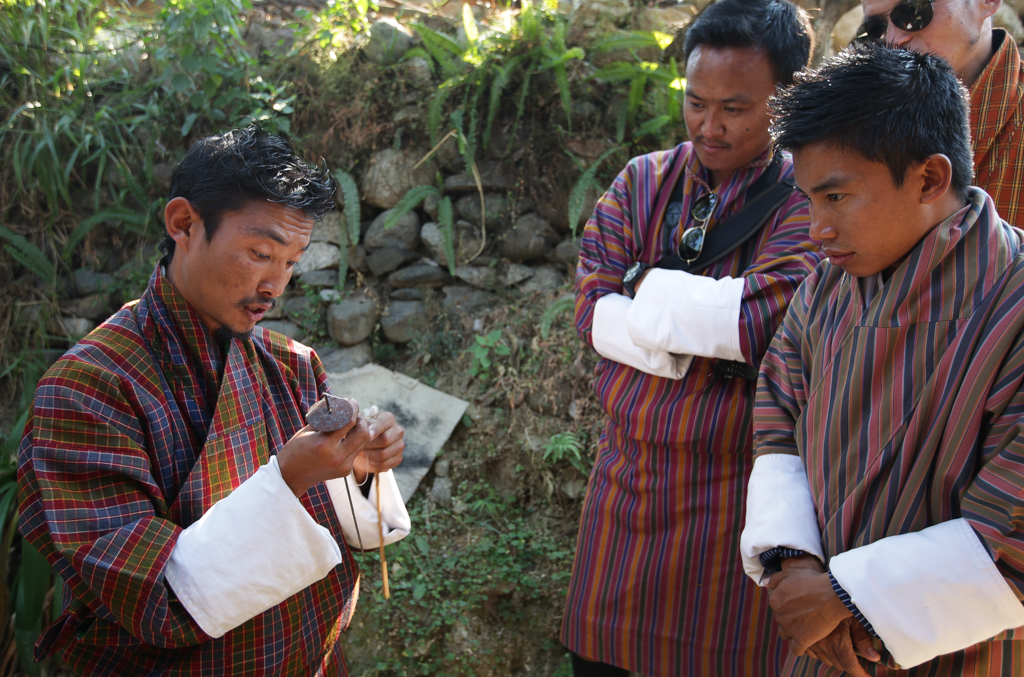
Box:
[655,155,795,274]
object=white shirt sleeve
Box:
[325,469,411,550]
[626,268,746,362]
[592,293,693,380]
[740,453,825,584]
[829,518,1024,668]
[164,457,342,638]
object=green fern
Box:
[332,169,361,244]
[384,185,442,230]
[409,23,466,79]
[0,225,55,281]
[567,146,621,238]
[62,208,148,261]
[540,295,575,340]
[439,195,456,275]
[634,115,671,139]
[428,81,457,144]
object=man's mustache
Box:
[237,296,275,310]
[694,136,731,149]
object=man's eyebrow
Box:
[683,87,750,104]
[244,226,310,251]
[808,175,853,194]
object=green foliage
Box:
[467,330,510,379]
[566,145,622,238]
[542,431,582,464]
[409,0,584,166]
[332,169,361,287]
[293,0,378,49]
[386,185,459,275]
[0,225,55,283]
[540,296,575,340]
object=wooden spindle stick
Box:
[377,476,390,599]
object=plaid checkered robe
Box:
[758,191,1024,675]
[971,29,1024,227]
[17,267,360,676]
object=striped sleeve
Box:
[575,162,641,348]
[18,356,210,648]
[738,192,821,366]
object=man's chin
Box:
[213,325,255,343]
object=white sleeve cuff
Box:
[592,293,693,380]
[626,268,746,362]
[325,469,411,550]
[829,518,1024,668]
[165,457,343,638]
[740,453,824,584]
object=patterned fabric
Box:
[970,29,1024,227]
[756,189,1024,676]
[758,547,808,576]
[563,142,822,676]
[17,267,359,676]
[827,573,877,639]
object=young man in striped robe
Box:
[563,1,822,674]
[17,125,409,676]
[742,43,1024,676]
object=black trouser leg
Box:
[570,652,630,677]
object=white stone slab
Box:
[326,364,468,501]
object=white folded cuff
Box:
[165,457,343,638]
[325,469,411,550]
[626,268,746,362]
[592,293,692,380]
[740,453,824,584]
[829,518,1024,668]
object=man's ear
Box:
[979,0,1002,21]
[918,154,954,205]
[164,197,203,254]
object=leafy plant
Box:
[539,295,575,340]
[543,431,591,476]
[466,329,510,379]
[566,145,622,238]
[383,185,458,275]
[332,169,362,287]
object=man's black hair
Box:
[160,122,336,261]
[770,42,973,200]
[683,0,813,86]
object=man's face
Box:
[792,142,935,278]
[173,201,313,337]
[860,0,993,80]
[684,45,777,185]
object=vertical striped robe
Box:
[753,190,1024,676]
[17,268,359,676]
[970,28,1024,227]
[563,142,821,676]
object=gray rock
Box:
[364,209,421,251]
[361,148,436,209]
[548,237,582,266]
[420,221,482,268]
[560,476,587,501]
[317,342,373,374]
[298,270,338,288]
[392,107,419,125]
[502,213,560,262]
[327,294,379,346]
[455,265,498,290]
[71,268,115,297]
[245,23,295,57]
[435,135,463,172]
[501,263,535,287]
[443,161,514,193]
[319,288,344,304]
[429,476,452,506]
[455,194,509,229]
[257,320,304,340]
[264,299,286,320]
[443,285,496,315]
[391,288,424,300]
[382,300,428,343]
[389,264,450,288]
[404,56,434,88]
[362,18,413,65]
[434,458,451,478]
[285,296,319,324]
[312,211,343,245]
[294,242,341,275]
[423,194,440,221]
[60,294,110,321]
[519,265,566,293]
[349,245,370,274]
[55,316,96,340]
[367,247,419,277]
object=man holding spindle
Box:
[562,0,822,675]
[17,123,409,676]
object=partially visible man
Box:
[562,1,821,675]
[18,124,409,676]
[858,0,1024,224]
[741,43,1024,677]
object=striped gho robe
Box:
[742,190,1024,676]
[17,267,360,676]
[563,142,821,676]
[970,28,1024,227]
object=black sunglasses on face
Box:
[679,192,718,263]
[855,0,934,43]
